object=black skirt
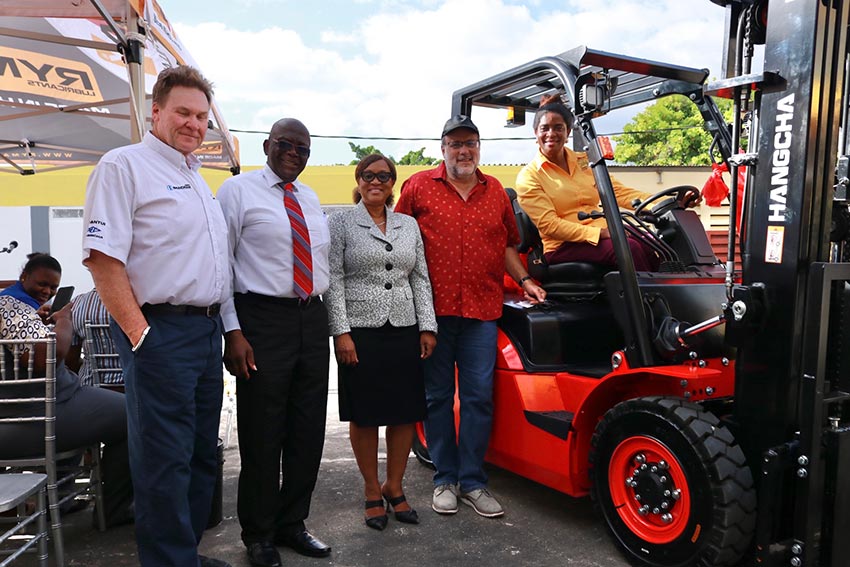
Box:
[338,323,426,427]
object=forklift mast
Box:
[712,0,850,565]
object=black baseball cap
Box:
[441,114,479,137]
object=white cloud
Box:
[320,30,358,44]
[174,0,726,166]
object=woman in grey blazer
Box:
[326,154,437,531]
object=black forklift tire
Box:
[589,396,756,567]
[412,422,435,470]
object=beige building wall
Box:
[0,164,735,283]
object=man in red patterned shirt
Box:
[395,115,546,518]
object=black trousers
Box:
[234,293,330,545]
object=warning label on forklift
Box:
[765,226,785,263]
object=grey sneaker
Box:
[459,488,504,518]
[432,484,458,514]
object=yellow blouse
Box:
[516,147,650,253]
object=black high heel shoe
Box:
[364,499,388,531]
[383,493,419,525]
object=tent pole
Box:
[126,7,146,143]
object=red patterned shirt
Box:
[395,163,519,321]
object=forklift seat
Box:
[506,188,608,297]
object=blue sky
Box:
[158,0,729,166]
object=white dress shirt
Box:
[217,166,331,331]
[82,132,231,308]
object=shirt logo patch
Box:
[167,183,192,191]
[86,226,103,239]
[577,156,589,170]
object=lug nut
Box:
[661,501,669,510]
[790,557,802,567]
[635,454,646,464]
[652,507,660,514]
[797,468,808,479]
[791,544,802,555]
[658,460,668,470]
[661,513,673,524]
[638,505,650,516]
[659,476,667,484]
[671,489,681,500]
[797,455,809,466]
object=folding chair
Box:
[82,322,123,389]
[0,335,105,567]
[0,472,48,566]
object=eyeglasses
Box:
[443,140,480,150]
[272,139,311,158]
[361,171,393,183]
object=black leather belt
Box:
[242,292,320,308]
[142,303,221,317]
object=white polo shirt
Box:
[82,132,231,308]
[217,166,330,331]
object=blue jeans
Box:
[112,314,223,567]
[424,316,497,493]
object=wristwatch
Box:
[518,276,533,286]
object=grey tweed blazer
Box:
[326,201,437,337]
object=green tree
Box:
[397,147,439,165]
[613,95,734,166]
[348,142,390,165]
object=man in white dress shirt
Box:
[218,118,331,567]
[83,66,231,567]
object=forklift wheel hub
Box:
[608,436,691,544]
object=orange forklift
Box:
[413,2,850,566]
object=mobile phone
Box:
[49,286,74,315]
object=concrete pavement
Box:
[17,347,630,567]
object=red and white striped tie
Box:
[282,182,313,300]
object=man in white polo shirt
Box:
[82,66,231,567]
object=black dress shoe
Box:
[384,493,419,525]
[364,499,388,531]
[199,556,233,567]
[275,530,331,558]
[246,542,282,567]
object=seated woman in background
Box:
[0,253,133,527]
[325,154,437,531]
[516,94,668,271]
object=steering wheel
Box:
[633,185,700,219]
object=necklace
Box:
[374,220,386,226]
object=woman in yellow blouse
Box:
[516,94,659,271]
